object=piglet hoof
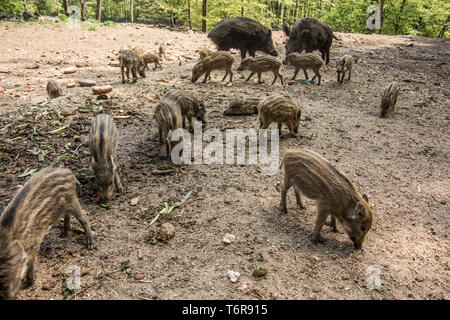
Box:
[86,239,94,250]
[279,206,287,214]
[311,235,324,244]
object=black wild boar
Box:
[284,18,337,65]
[208,17,278,59]
[279,149,373,249]
[89,114,123,203]
[0,167,94,299]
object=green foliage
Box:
[0,0,24,14]
[103,20,116,26]
[59,13,69,22]
[323,0,369,33]
[0,0,446,38]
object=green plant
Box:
[103,20,115,27]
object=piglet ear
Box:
[353,203,366,219]
[362,194,369,203]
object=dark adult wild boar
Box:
[0,167,94,299]
[279,149,373,249]
[284,18,337,64]
[89,114,123,203]
[208,17,278,59]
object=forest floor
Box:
[0,21,449,300]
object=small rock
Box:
[134,273,145,280]
[66,82,76,88]
[237,282,248,291]
[405,42,414,47]
[92,85,113,94]
[130,197,140,206]
[62,66,77,74]
[252,267,267,278]
[313,286,323,293]
[223,233,236,245]
[78,79,97,87]
[156,223,176,242]
[76,61,89,68]
[227,270,240,283]
[42,280,56,290]
[166,40,174,46]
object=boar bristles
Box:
[0,228,26,300]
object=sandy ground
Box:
[0,21,449,300]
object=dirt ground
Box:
[0,21,449,300]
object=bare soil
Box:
[0,21,449,300]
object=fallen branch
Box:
[403,78,426,84]
[48,123,71,135]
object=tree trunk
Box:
[130,0,133,23]
[241,0,244,16]
[378,0,384,34]
[294,0,299,21]
[394,0,406,33]
[202,0,207,33]
[188,0,192,29]
[438,15,449,38]
[63,0,69,16]
[96,0,102,21]
[80,0,86,21]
